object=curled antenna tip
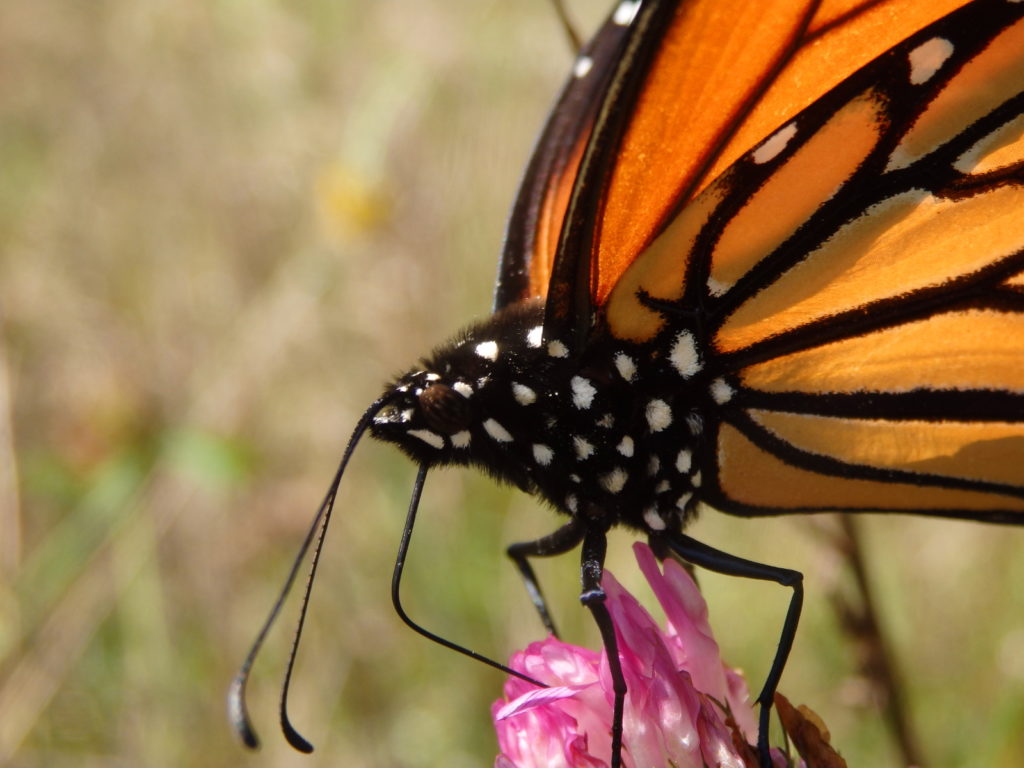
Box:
[282,716,315,753]
[227,674,261,750]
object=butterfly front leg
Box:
[506,518,587,637]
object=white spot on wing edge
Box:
[670,330,701,378]
[752,121,797,164]
[908,37,954,85]
[408,429,444,449]
[613,0,641,26]
[646,399,672,432]
[573,55,594,78]
[526,325,543,348]
[600,467,628,494]
[532,443,553,466]
[676,491,693,511]
[710,378,735,404]
[617,436,634,457]
[475,340,498,361]
[450,430,471,448]
[512,382,537,405]
[483,418,513,442]
[571,376,596,409]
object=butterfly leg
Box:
[654,530,803,768]
[579,522,626,768]
[506,518,586,637]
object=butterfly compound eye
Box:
[419,383,471,435]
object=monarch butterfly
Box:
[230,0,1024,765]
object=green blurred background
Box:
[2,1,1023,766]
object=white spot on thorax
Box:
[646,399,672,432]
[613,0,641,25]
[571,376,596,409]
[475,340,498,361]
[453,381,474,398]
[600,467,628,494]
[512,382,537,405]
[483,418,513,442]
[547,340,569,358]
[450,430,471,448]
[573,55,594,78]
[532,443,553,466]
[617,436,634,457]
[710,378,735,404]
[670,330,701,378]
[566,494,579,512]
[752,122,797,164]
[570,473,581,483]
[573,436,594,460]
[643,507,667,531]
[614,353,637,381]
[908,37,954,85]
[675,449,692,474]
[408,429,444,449]
[526,325,543,348]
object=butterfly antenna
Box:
[550,0,582,54]
[227,396,390,752]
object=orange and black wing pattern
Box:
[522,0,1024,519]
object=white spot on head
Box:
[600,467,628,494]
[691,470,702,488]
[453,381,473,398]
[648,456,660,476]
[573,55,593,78]
[752,121,797,164]
[670,330,701,378]
[408,429,444,450]
[643,507,666,531]
[547,340,569,358]
[614,353,637,381]
[450,430,471,448]
[483,418,513,442]
[908,37,954,85]
[512,382,537,405]
[675,450,692,474]
[676,491,693,511]
[566,494,579,513]
[710,378,735,404]
[526,325,543,348]
[617,436,634,457]
[613,0,641,25]
[475,340,498,361]
[532,443,553,466]
[571,376,596,409]
[655,479,670,494]
[573,436,594,460]
[646,399,672,432]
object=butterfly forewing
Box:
[590,0,1024,519]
